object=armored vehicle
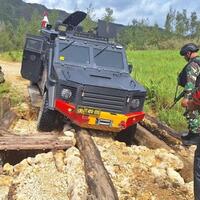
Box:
[21,11,146,143]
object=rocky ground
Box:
[0,61,195,200]
[93,134,194,200]
[0,147,88,200]
[0,123,194,200]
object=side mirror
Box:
[128,64,133,74]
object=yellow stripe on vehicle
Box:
[88,111,128,128]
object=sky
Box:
[24,0,200,27]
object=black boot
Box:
[181,132,200,145]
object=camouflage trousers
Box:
[185,109,200,134]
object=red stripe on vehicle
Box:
[125,112,145,128]
[55,99,89,125]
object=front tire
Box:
[115,124,137,145]
[37,92,59,132]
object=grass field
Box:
[127,50,187,131]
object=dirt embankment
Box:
[0,61,195,200]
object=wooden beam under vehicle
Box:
[76,129,119,200]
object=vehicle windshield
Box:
[94,48,124,69]
[59,43,90,65]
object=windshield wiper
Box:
[94,45,108,58]
[59,41,75,52]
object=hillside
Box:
[0,0,68,25]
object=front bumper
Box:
[55,99,145,132]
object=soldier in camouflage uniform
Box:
[0,66,5,84]
[179,43,200,200]
[179,43,200,145]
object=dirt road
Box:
[0,60,29,96]
[0,60,37,133]
[0,61,21,79]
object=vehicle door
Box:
[21,35,44,83]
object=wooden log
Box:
[140,114,181,146]
[0,111,17,129]
[0,98,10,119]
[76,129,119,200]
[0,127,13,135]
[135,124,172,151]
[0,133,74,150]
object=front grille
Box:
[80,89,126,114]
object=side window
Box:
[25,38,43,53]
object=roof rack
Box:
[73,31,109,42]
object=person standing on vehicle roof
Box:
[179,43,200,145]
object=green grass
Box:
[0,82,10,97]
[0,51,22,62]
[0,82,24,106]
[127,50,187,131]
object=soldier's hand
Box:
[181,98,196,110]
[181,98,190,108]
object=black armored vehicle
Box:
[21,11,146,143]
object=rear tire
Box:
[115,124,137,145]
[37,92,61,132]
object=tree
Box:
[81,3,97,32]
[0,22,14,51]
[49,10,59,27]
[27,10,41,35]
[132,18,149,27]
[117,26,133,48]
[175,9,189,36]
[182,9,189,34]
[190,12,198,37]
[14,18,28,49]
[196,21,200,42]
[164,7,175,32]
[102,8,115,23]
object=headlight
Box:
[61,88,72,100]
[131,99,140,109]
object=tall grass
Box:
[127,50,187,131]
